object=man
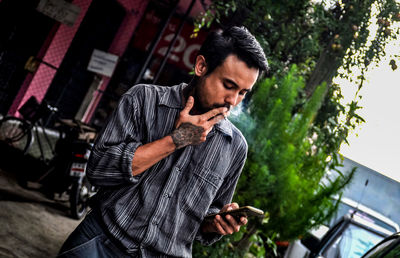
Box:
[58,26,268,257]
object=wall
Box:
[9,0,93,116]
[82,0,150,123]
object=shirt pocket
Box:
[179,165,223,221]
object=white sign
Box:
[37,0,81,27]
[87,49,119,77]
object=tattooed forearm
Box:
[170,123,204,149]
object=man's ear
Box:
[194,55,207,76]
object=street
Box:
[0,168,81,258]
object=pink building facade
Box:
[7,0,149,123]
[1,0,210,127]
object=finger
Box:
[240,216,248,226]
[225,214,239,229]
[220,203,231,212]
[203,107,228,120]
[182,96,194,115]
[217,215,233,234]
[214,216,227,235]
[230,202,239,209]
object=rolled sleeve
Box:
[87,91,144,187]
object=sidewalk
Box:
[0,167,81,257]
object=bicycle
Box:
[0,96,59,162]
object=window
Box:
[322,224,384,258]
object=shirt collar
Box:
[158,83,186,109]
[214,118,233,139]
[159,83,233,139]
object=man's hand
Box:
[170,96,228,149]
[202,203,248,235]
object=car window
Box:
[329,203,397,233]
[363,239,400,258]
[322,223,384,258]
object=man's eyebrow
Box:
[224,78,251,92]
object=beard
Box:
[192,77,231,114]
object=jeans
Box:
[57,211,134,258]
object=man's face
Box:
[193,54,259,114]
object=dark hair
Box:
[197,26,268,77]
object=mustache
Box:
[212,103,231,111]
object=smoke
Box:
[229,102,257,143]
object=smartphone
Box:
[203,206,264,223]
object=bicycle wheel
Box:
[0,116,33,154]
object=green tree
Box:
[197,0,400,90]
[194,66,354,257]
[193,0,400,256]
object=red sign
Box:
[132,10,208,71]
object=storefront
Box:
[90,0,210,128]
[0,0,210,129]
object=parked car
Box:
[330,197,397,232]
[284,197,399,258]
[362,232,400,258]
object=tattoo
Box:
[170,123,204,149]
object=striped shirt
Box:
[87,83,248,257]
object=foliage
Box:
[194,66,356,256]
[195,0,400,88]
[235,66,334,240]
[192,0,400,256]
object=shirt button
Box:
[152,220,158,225]
[164,193,171,198]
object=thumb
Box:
[230,202,239,210]
[182,96,194,115]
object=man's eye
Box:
[239,91,247,96]
[224,83,232,89]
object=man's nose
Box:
[225,92,239,106]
